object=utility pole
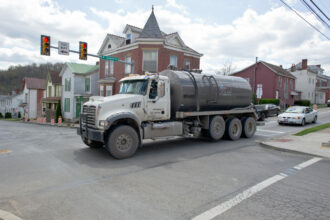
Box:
[254,57,258,93]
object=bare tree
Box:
[216,60,236,75]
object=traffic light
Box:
[79,41,87,60]
[41,35,50,56]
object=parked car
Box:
[278,106,317,126]
[327,100,330,107]
[255,104,280,121]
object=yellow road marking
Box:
[0,150,11,154]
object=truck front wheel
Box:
[225,118,242,140]
[106,125,139,159]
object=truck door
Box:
[146,79,170,120]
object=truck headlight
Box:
[99,120,109,127]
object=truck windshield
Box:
[119,80,148,95]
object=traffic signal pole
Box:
[46,38,135,74]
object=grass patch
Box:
[0,118,21,121]
[294,123,330,136]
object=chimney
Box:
[291,64,296,72]
[302,59,307,70]
[279,65,283,68]
[96,61,99,65]
[316,64,321,68]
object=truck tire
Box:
[241,117,256,138]
[225,118,242,141]
[81,137,103,149]
[106,125,139,159]
[208,115,225,141]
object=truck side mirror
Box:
[158,81,165,98]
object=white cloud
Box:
[0,0,329,76]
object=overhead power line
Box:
[300,0,329,28]
[280,0,330,40]
[310,0,330,21]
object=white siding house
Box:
[60,62,99,121]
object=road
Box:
[0,108,330,220]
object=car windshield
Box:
[119,80,148,95]
[285,107,304,113]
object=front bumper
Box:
[278,118,302,124]
[77,113,104,142]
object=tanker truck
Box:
[77,70,258,159]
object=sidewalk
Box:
[23,120,79,129]
[261,128,330,158]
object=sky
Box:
[0,0,329,75]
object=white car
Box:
[278,106,317,126]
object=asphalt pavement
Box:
[0,107,330,220]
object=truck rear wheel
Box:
[106,125,139,159]
[225,118,242,140]
[81,137,103,149]
[208,115,225,141]
[241,117,256,138]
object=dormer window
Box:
[126,34,131,45]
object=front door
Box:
[76,102,81,118]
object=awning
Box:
[290,91,299,96]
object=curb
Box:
[21,121,78,129]
[0,210,22,220]
[258,141,325,158]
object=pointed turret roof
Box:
[139,8,163,39]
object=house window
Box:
[48,86,52,97]
[276,90,279,99]
[290,79,293,89]
[105,61,109,77]
[64,98,70,112]
[143,50,158,72]
[65,78,71,91]
[126,34,131,45]
[54,85,57,97]
[85,77,90,92]
[125,56,132,74]
[106,85,113,96]
[309,78,311,84]
[170,55,178,67]
[108,44,111,49]
[184,60,190,70]
[99,85,104,96]
[110,60,114,75]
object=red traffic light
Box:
[44,37,49,43]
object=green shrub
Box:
[5,112,12,118]
[18,112,21,118]
[294,100,310,106]
[55,100,62,123]
[259,99,280,106]
[0,112,3,118]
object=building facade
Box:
[21,77,46,118]
[290,59,329,104]
[97,8,202,95]
[232,61,298,107]
[41,71,62,121]
[0,92,24,117]
[60,62,99,121]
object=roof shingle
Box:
[23,77,46,90]
[139,11,163,38]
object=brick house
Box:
[21,77,46,118]
[41,71,62,121]
[232,61,298,107]
[97,8,203,95]
[290,59,330,104]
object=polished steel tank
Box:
[159,70,252,115]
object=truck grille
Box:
[83,105,96,127]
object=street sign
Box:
[101,55,118,61]
[58,41,69,55]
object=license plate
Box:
[284,119,288,122]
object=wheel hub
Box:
[116,134,132,151]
